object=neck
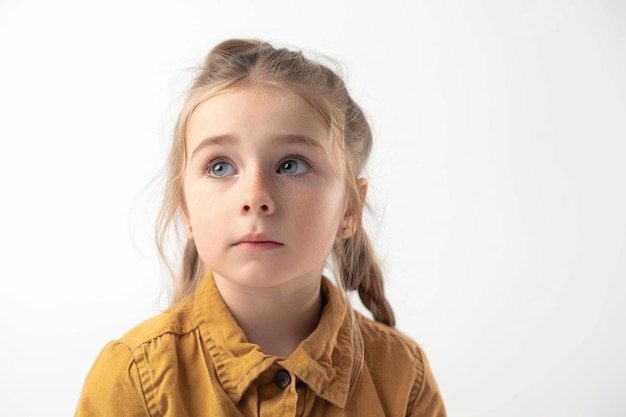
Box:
[213,275,323,358]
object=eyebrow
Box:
[274,134,326,152]
[190,134,236,159]
[190,133,326,159]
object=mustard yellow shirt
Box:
[75,273,446,416]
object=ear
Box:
[358,177,368,199]
[336,178,368,239]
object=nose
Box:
[239,170,276,215]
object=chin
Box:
[213,267,320,292]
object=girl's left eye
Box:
[278,158,311,176]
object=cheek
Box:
[185,185,224,230]
[289,187,345,235]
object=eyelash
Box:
[202,154,314,177]
[279,154,314,173]
[203,157,234,177]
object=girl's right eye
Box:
[207,160,236,178]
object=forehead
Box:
[186,85,331,151]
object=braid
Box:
[335,227,396,327]
[332,94,396,327]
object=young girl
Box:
[75,39,446,417]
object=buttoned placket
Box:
[196,272,354,414]
[257,363,298,416]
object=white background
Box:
[1,1,625,416]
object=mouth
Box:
[233,233,283,252]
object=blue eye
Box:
[279,158,310,175]
[208,161,236,178]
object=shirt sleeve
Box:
[74,340,151,417]
[406,347,447,417]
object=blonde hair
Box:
[156,39,395,329]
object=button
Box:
[274,370,291,389]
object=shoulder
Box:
[81,300,198,383]
[117,302,198,351]
[355,313,447,416]
[75,302,199,416]
[81,300,199,390]
[356,312,427,386]
[356,312,425,363]
[357,313,445,416]
[75,339,150,416]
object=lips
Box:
[233,233,283,252]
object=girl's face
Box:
[183,86,349,293]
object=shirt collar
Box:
[194,271,354,408]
